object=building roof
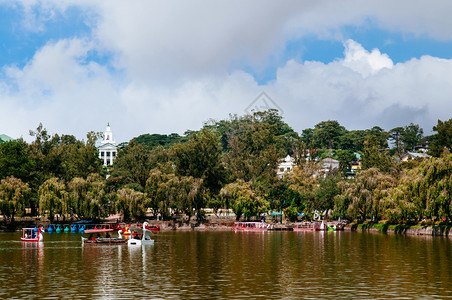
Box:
[322,157,339,163]
[402,152,431,159]
[0,134,14,142]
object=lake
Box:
[0,230,451,299]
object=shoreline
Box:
[1,216,451,237]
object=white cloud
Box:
[342,39,393,78]
[2,1,452,142]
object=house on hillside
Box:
[97,123,118,166]
[277,155,295,177]
[321,157,339,171]
[400,152,431,162]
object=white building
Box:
[98,123,117,166]
[321,157,339,171]
[277,155,295,177]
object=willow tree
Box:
[220,180,268,220]
[146,168,171,219]
[68,174,108,220]
[116,188,145,221]
[0,176,31,223]
[336,168,397,221]
[38,177,66,222]
[395,155,452,220]
[383,169,419,222]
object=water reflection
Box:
[0,231,451,298]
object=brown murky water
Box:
[0,230,451,299]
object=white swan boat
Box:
[128,222,154,246]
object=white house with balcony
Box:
[98,123,117,166]
[277,155,295,177]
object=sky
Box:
[1,0,452,143]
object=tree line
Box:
[1,110,452,224]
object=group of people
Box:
[23,233,37,239]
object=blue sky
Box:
[2,1,452,142]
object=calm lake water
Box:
[0,230,451,299]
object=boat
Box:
[81,229,127,244]
[84,227,114,234]
[21,227,43,242]
[326,221,345,231]
[292,221,321,231]
[232,221,271,232]
[128,222,154,246]
[145,224,160,232]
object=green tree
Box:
[336,168,397,221]
[220,180,268,220]
[172,128,225,194]
[116,188,145,221]
[132,133,186,148]
[38,178,66,222]
[402,123,423,152]
[0,176,31,223]
[68,174,108,220]
[335,149,356,176]
[361,137,394,172]
[314,172,341,212]
[223,118,280,185]
[112,141,161,189]
[313,120,346,149]
[389,155,452,221]
[0,140,34,181]
[389,126,405,155]
[429,118,452,157]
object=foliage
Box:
[2,113,452,224]
[112,141,169,189]
[0,176,31,222]
[336,168,397,220]
[361,136,394,173]
[314,172,341,211]
[429,118,452,157]
[68,174,108,220]
[132,133,186,148]
[172,128,225,194]
[0,140,34,181]
[220,180,268,220]
[38,178,66,222]
[116,188,145,221]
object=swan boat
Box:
[128,222,154,246]
[21,227,43,242]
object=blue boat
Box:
[78,225,85,233]
[48,225,54,233]
[71,225,78,233]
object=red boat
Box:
[84,228,114,234]
[232,222,271,232]
[21,228,43,242]
[292,222,321,231]
[145,224,160,232]
[81,228,127,244]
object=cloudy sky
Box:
[1,0,452,143]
